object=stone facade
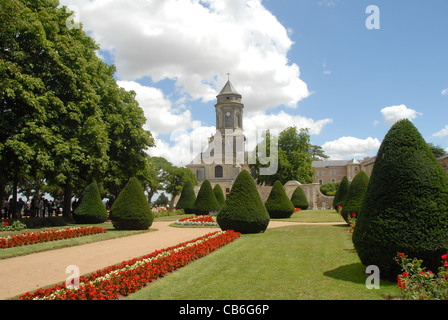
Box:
[313,153,448,185]
[186,80,250,198]
[312,157,376,184]
[183,80,333,209]
[439,154,448,175]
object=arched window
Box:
[215,165,223,178]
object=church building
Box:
[185,79,335,209]
[187,80,250,198]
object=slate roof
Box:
[312,159,360,168]
[218,80,241,96]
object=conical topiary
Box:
[265,180,295,218]
[352,119,448,280]
[290,186,309,210]
[333,176,350,211]
[213,184,226,208]
[193,180,221,215]
[217,170,270,234]
[109,177,154,230]
[176,181,196,214]
[340,171,369,223]
[73,181,108,224]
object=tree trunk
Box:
[169,194,176,209]
[11,168,18,218]
[147,189,155,204]
[63,182,73,219]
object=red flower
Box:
[4,222,8,227]
[402,272,409,278]
[442,254,448,261]
[18,230,241,300]
[398,252,405,258]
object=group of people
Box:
[1,196,62,220]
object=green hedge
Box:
[193,180,221,215]
[340,171,369,223]
[265,180,295,218]
[217,170,270,234]
[213,184,226,209]
[4,217,68,229]
[290,186,309,210]
[333,176,349,211]
[73,181,108,224]
[109,177,154,230]
[176,181,197,215]
[352,119,448,280]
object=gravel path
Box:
[0,220,344,300]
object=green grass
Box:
[278,209,345,223]
[1,210,401,299]
[124,223,400,300]
[0,221,153,260]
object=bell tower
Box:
[215,79,244,132]
[187,78,249,193]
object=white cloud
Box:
[442,88,448,95]
[146,110,334,166]
[60,0,310,112]
[380,104,423,125]
[117,81,192,137]
[244,111,333,150]
[433,124,448,138]
[244,111,332,135]
[318,0,340,7]
[148,124,216,167]
[322,137,381,160]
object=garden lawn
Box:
[278,209,345,223]
[125,223,400,300]
[0,221,152,260]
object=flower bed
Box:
[175,215,218,227]
[0,226,107,249]
[18,230,241,300]
[395,252,448,299]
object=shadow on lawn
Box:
[323,263,367,285]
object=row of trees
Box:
[176,175,309,233]
[328,119,448,281]
[0,1,198,217]
[0,0,156,217]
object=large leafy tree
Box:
[0,0,52,214]
[0,0,154,217]
[139,156,198,207]
[165,165,198,208]
[101,84,154,201]
[250,127,314,185]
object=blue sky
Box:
[262,0,448,151]
[61,0,448,165]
